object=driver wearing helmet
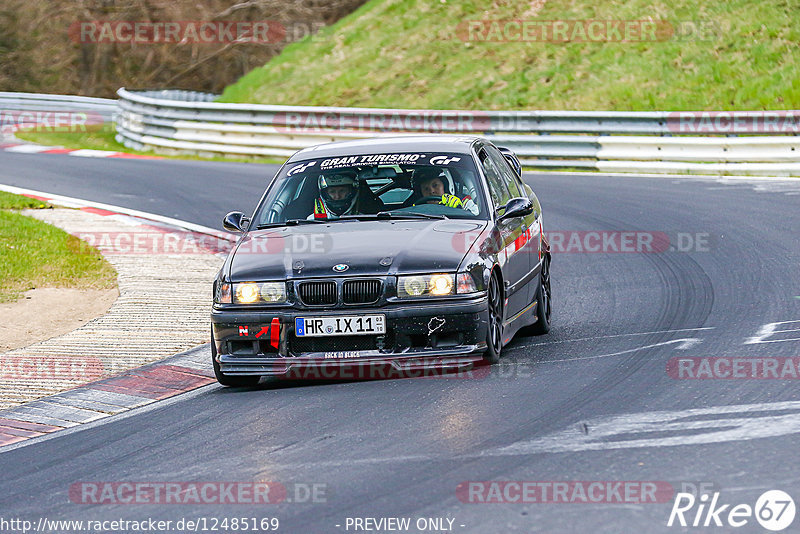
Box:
[411,167,478,215]
[310,171,360,220]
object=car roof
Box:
[286,135,483,163]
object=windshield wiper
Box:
[254,219,328,229]
[382,211,448,220]
[257,213,448,228]
[338,212,447,221]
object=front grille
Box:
[343,279,382,304]
[290,332,395,355]
[299,281,337,305]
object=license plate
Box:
[295,315,386,337]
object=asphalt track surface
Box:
[2,151,800,532]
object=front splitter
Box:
[217,347,488,380]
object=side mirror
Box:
[223,211,249,233]
[497,197,534,222]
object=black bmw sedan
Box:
[211,136,551,385]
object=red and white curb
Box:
[0,347,214,447]
[0,184,233,241]
[0,140,162,159]
[0,187,237,447]
[0,119,162,159]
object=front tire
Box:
[483,273,504,364]
[211,328,261,387]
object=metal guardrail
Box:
[5,89,799,175]
[114,88,800,175]
[0,92,117,122]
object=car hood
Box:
[228,219,487,281]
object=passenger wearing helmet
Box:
[310,171,359,219]
[410,167,479,215]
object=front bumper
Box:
[211,295,489,377]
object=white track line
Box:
[507,326,715,352]
[0,183,234,240]
[525,170,800,182]
[506,338,702,365]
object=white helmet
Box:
[318,171,359,216]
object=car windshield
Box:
[251,152,489,226]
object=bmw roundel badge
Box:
[333,263,349,272]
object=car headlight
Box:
[225,281,287,304]
[259,282,287,302]
[397,274,455,298]
[236,283,260,304]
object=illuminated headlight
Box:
[235,283,260,303]
[430,274,454,295]
[397,274,454,298]
[229,282,287,304]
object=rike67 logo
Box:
[667,490,796,531]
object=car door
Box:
[477,146,528,319]
[485,145,541,306]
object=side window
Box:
[259,174,308,224]
[486,146,522,198]
[504,170,523,198]
[479,149,512,209]
[456,168,479,201]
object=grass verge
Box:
[219,0,799,111]
[0,192,117,303]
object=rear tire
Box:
[211,328,261,387]
[528,256,551,335]
[483,273,504,364]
